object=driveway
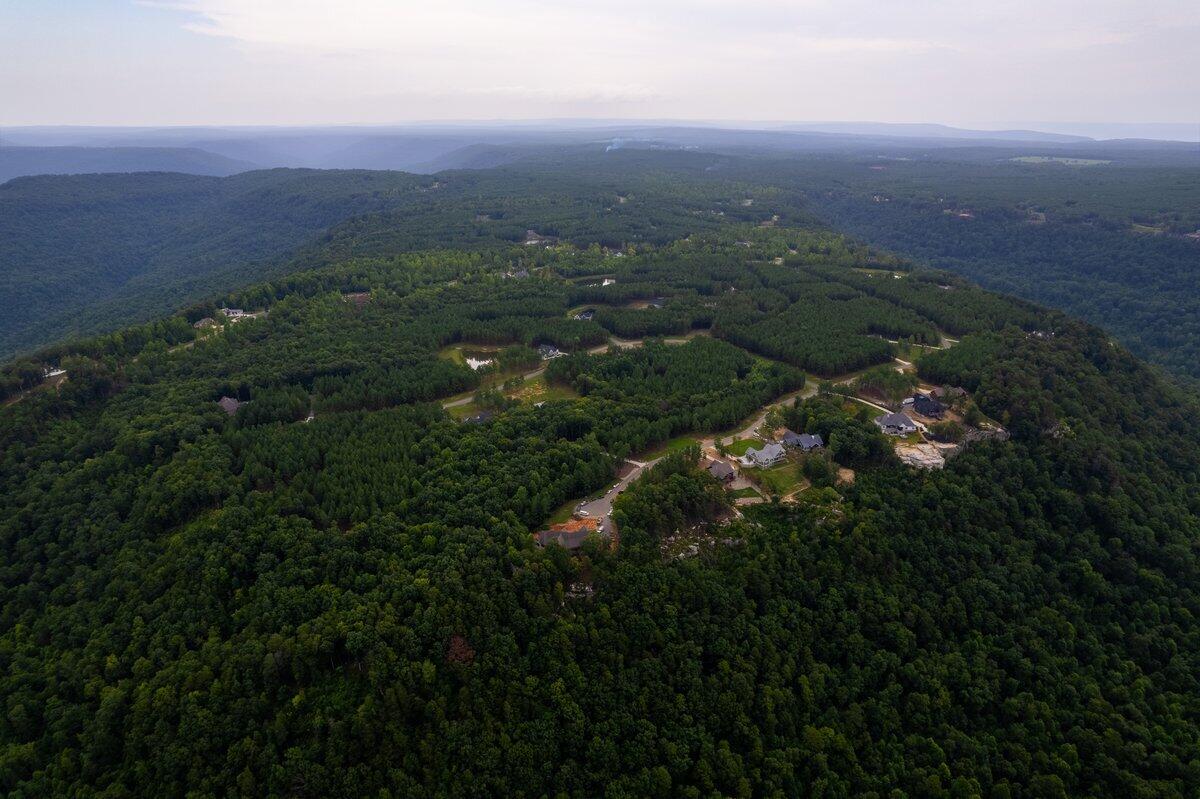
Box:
[573,457,659,534]
[699,383,817,448]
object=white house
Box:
[743,442,785,468]
[876,412,918,436]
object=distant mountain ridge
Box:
[0,145,256,183]
[6,122,1191,180]
[776,121,1093,143]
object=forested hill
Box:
[2,225,1199,796]
[0,152,807,361]
[0,169,426,360]
[738,155,1200,384]
[0,145,256,183]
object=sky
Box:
[2,0,1198,130]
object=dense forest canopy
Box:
[0,151,808,361]
[3,200,1200,798]
[7,141,1199,388]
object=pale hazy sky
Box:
[2,0,1197,127]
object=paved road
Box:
[699,383,818,449]
[441,365,548,409]
[574,457,659,534]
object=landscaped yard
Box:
[745,461,806,496]
[724,436,766,457]
[728,486,762,500]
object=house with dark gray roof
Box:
[707,460,736,482]
[911,393,947,419]
[783,431,824,452]
[876,412,917,436]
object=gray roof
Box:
[797,433,824,449]
[912,394,946,415]
[878,412,916,429]
[707,461,735,479]
[782,430,822,449]
[748,442,785,462]
[217,396,241,415]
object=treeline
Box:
[803,264,1045,335]
[713,284,936,375]
[547,337,804,458]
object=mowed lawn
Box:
[745,460,806,495]
[725,437,766,457]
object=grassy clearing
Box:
[638,435,701,461]
[445,401,481,419]
[509,374,579,405]
[746,461,806,495]
[724,437,766,457]
[546,500,578,526]
[729,486,762,499]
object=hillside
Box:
[0,153,806,361]
[766,156,1200,382]
[0,169,428,360]
[2,221,1199,796]
[9,141,1200,387]
[0,145,255,183]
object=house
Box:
[505,268,530,279]
[193,317,218,330]
[911,394,946,419]
[930,386,967,401]
[744,442,785,468]
[217,396,242,416]
[538,344,564,360]
[574,309,595,321]
[219,307,247,320]
[534,517,601,552]
[876,412,917,436]
[342,291,371,308]
[706,460,736,483]
[647,297,667,309]
[464,410,495,425]
[783,431,824,452]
